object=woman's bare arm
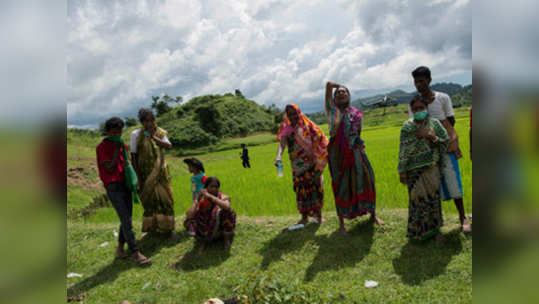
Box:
[202,190,231,211]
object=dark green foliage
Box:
[158,93,276,149]
[305,112,327,125]
[234,89,244,99]
[151,94,183,117]
[233,272,328,304]
[431,82,463,95]
[124,116,137,127]
[451,85,472,108]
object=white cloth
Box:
[130,128,170,153]
[409,91,454,121]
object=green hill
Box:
[155,93,278,150]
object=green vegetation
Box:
[67,104,472,303]
[158,93,278,151]
[67,212,471,304]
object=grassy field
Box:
[67,212,472,304]
[67,105,472,303]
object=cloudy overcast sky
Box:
[68,0,471,128]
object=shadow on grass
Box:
[392,229,463,285]
[304,219,374,282]
[259,223,320,270]
[67,231,188,298]
[173,235,233,272]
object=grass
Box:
[79,111,471,222]
[67,105,472,303]
[67,211,472,303]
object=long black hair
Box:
[333,86,351,107]
[183,158,205,173]
[204,176,220,188]
[409,95,429,108]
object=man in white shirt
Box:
[411,66,471,233]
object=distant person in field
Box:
[184,177,236,252]
[96,117,151,265]
[130,108,176,237]
[399,97,449,242]
[183,157,207,236]
[275,104,329,228]
[240,143,251,168]
[410,66,471,232]
[325,81,384,234]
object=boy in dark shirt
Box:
[240,143,250,168]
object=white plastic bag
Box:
[365,280,378,288]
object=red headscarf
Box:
[276,104,329,172]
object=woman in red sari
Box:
[325,82,384,234]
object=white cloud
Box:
[68,0,471,127]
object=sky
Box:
[67,0,471,129]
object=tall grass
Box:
[85,107,472,222]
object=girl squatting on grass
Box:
[184,177,237,253]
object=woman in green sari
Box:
[130,108,175,236]
[398,97,449,242]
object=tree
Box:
[151,94,183,117]
[235,89,244,99]
[125,116,137,127]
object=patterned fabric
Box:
[406,165,444,242]
[276,104,329,172]
[398,118,449,173]
[440,152,463,201]
[327,105,376,219]
[136,126,175,233]
[184,192,236,242]
[287,133,324,216]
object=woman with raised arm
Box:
[325,82,384,234]
[275,104,329,229]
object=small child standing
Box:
[183,158,207,235]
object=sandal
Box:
[131,253,152,265]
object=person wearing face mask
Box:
[325,82,384,234]
[410,66,471,233]
[275,104,329,229]
[130,108,175,238]
[399,97,449,242]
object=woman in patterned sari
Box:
[131,108,175,236]
[275,104,329,229]
[398,97,448,242]
[325,82,384,234]
[185,177,236,252]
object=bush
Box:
[231,271,342,304]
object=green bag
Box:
[104,136,139,204]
